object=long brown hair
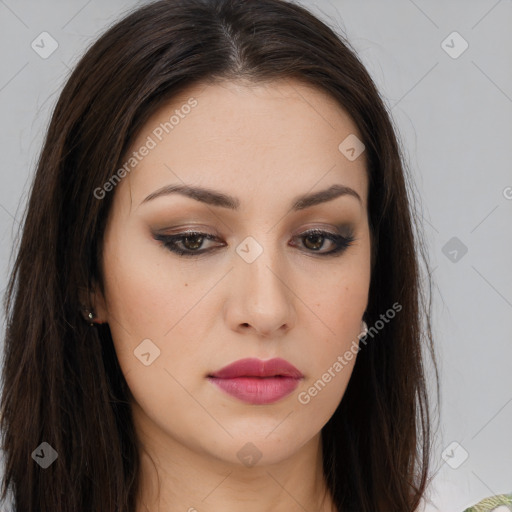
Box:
[0,0,438,510]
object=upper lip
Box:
[208,357,303,379]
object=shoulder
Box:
[463,492,512,512]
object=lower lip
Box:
[208,376,301,404]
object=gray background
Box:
[0,1,511,511]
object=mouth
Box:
[207,357,303,405]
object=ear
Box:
[79,283,108,325]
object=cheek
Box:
[100,230,214,388]
[101,230,192,336]
[295,261,369,405]
[304,259,370,336]
[299,228,371,327]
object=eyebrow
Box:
[140,183,362,211]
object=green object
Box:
[464,492,512,512]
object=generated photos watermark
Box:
[93,97,198,200]
[297,301,402,405]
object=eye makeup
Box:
[153,226,356,258]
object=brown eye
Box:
[155,228,355,258]
[154,231,222,257]
[302,233,327,251]
[292,228,355,256]
[182,234,205,251]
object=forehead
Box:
[119,79,368,212]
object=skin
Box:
[91,78,371,512]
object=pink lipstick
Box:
[207,357,303,405]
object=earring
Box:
[360,320,368,337]
[80,306,97,327]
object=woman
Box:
[0,0,441,510]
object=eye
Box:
[154,231,222,257]
[291,228,355,256]
[154,228,355,257]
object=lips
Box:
[209,357,303,379]
[207,357,303,405]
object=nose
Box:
[225,240,296,338]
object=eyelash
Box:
[154,228,355,258]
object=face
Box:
[93,79,371,468]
